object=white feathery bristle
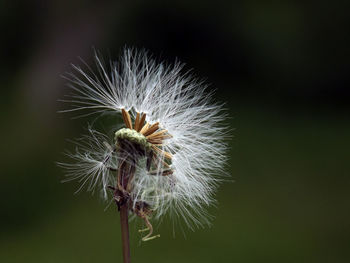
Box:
[58,128,115,199]
[60,48,228,229]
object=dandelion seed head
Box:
[60,48,228,230]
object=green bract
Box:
[115,128,152,151]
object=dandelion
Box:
[59,48,228,262]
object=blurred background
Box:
[1,1,349,262]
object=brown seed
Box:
[140,122,150,134]
[134,112,140,131]
[150,134,173,142]
[143,122,159,136]
[147,139,164,145]
[152,145,172,160]
[121,108,133,129]
[146,129,168,139]
[137,113,146,132]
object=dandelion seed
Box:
[59,48,228,261]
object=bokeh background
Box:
[1,1,349,262]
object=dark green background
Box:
[1,1,349,262]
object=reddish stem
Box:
[119,203,130,263]
[116,160,132,263]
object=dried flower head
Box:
[59,49,228,240]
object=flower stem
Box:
[119,203,130,263]
[115,159,133,263]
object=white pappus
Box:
[59,48,228,239]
